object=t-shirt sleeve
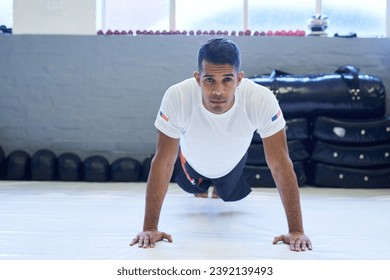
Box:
[256,89,286,138]
[154,86,183,139]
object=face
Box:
[194,61,244,114]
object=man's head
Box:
[194,38,244,115]
[197,38,241,73]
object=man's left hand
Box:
[273,232,312,252]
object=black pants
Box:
[175,151,251,202]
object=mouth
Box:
[210,99,226,104]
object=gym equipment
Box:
[6,150,31,180]
[309,115,390,187]
[0,25,12,34]
[57,152,82,181]
[252,118,309,143]
[311,140,390,167]
[83,155,110,182]
[313,163,390,188]
[247,140,309,165]
[313,116,390,144]
[0,145,5,179]
[307,14,328,36]
[111,157,141,182]
[244,161,307,187]
[31,149,57,181]
[285,118,310,140]
[249,66,386,118]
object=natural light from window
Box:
[0,0,388,37]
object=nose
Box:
[212,86,225,95]
[212,90,224,96]
[212,82,225,95]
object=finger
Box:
[295,240,306,252]
[138,236,144,247]
[299,236,313,251]
[149,235,155,248]
[162,232,173,243]
[289,240,297,251]
[307,240,313,250]
[142,236,150,248]
[129,237,139,246]
[300,241,307,251]
[272,235,283,245]
[294,239,303,251]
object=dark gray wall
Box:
[0,35,389,162]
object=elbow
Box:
[268,156,296,181]
[152,151,178,170]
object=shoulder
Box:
[163,78,198,104]
[166,78,198,95]
[161,78,200,118]
[237,78,276,105]
[236,78,282,127]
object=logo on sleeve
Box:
[271,110,281,122]
[159,111,169,122]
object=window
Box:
[248,0,386,37]
[0,0,13,28]
[1,0,388,37]
[248,0,314,33]
[103,0,170,32]
[322,0,386,37]
[176,0,242,32]
[102,0,387,37]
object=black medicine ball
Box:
[31,149,57,181]
[83,155,110,182]
[57,152,82,181]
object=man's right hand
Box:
[130,230,173,248]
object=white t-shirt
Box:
[155,78,285,179]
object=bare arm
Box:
[262,128,312,251]
[130,130,179,248]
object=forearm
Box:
[142,156,175,231]
[272,161,304,233]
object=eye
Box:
[205,77,214,83]
[223,77,233,82]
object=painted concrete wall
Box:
[0,35,389,162]
[13,0,96,35]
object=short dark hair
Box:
[197,38,241,73]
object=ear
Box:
[236,71,244,86]
[193,71,201,86]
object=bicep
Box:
[262,128,291,170]
[154,130,180,165]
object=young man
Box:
[130,38,312,252]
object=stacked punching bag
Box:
[244,118,310,187]
[248,65,389,188]
[311,117,390,188]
